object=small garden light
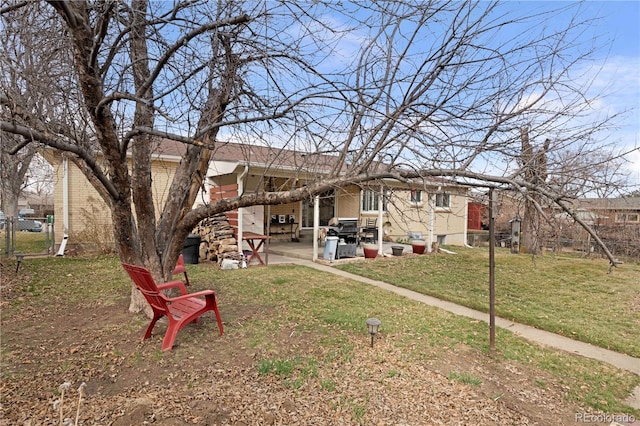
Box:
[365,317,381,348]
[15,254,24,273]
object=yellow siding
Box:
[384,188,467,245]
[150,159,178,214]
[50,160,111,241]
[335,185,360,218]
[49,156,179,248]
[433,191,467,245]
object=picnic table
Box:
[242,231,269,266]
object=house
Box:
[0,192,53,219]
[575,197,640,226]
[202,142,470,252]
[43,140,470,255]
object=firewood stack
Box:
[193,214,239,262]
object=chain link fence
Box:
[1,216,56,258]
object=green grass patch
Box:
[258,358,296,377]
[448,371,482,386]
[3,255,639,417]
[336,247,640,357]
[191,262,638,415]
[2,255,128,316]
[0,230,52,256]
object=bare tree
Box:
[0,133,36,217]
[1,1,631,312]
[0,1,68,217]
[518,127,549,255]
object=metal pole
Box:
[45,220,50,255]
[488,188,496,353]
[11,217,16,256]
[4,218,9,257]
[50,219,55,255]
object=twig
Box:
[74,383,87,426]
[58,382,71,426]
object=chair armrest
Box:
[166,290,216,302]
[157,280,188,295]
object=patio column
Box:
[428,192,435,252]
[378,184,383,254]
[312,195,319,261]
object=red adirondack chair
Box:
[122,262,224,351]
[172,253,190,286]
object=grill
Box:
[327,217,359,245]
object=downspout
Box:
[237,164,249,255]
[56,155,69,256]
[464,192,473,248]
[62,155,69,234]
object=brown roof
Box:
[150,139,187,158]
[211,141,339,173]
[152,139,340,173]
[154,139,465,189]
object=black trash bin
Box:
[182,234,201,264]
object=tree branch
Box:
[0,121,121,200]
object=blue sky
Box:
[594,1,640,186]
[133,1,640,190]
[518,1,640,186]
[285,1,640,188]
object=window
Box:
[616,213,639,223]
[410,189,422,203]
[435,192,450,208]
[362,190,388,212]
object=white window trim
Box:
[434,192,451,211]
[410,189,423,206]
[361,189,388,213]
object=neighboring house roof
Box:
[20,191,53,208]
[577,197,640,211]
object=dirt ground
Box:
[0,262,631,426]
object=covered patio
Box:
[265,235,420,264]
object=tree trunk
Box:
[520,128,549,255]
[522,198,542,255]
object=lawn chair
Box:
[172,253,190,285]
[122,262,224,351]
[359,217,377,244]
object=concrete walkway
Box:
[268,253,640,377]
